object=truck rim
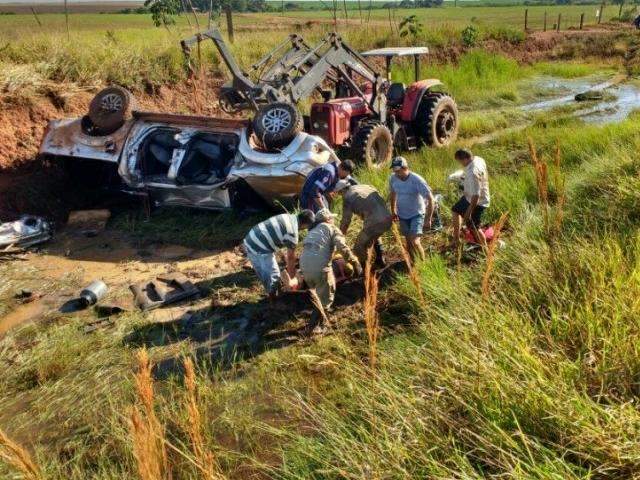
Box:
[100,93,124,113]
[262,107,292,133]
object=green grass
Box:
[4,114,640,478]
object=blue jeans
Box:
[398,214,425,236]
[246,250,280,294]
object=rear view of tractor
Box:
[181,29,458,167]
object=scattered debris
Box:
[14,289,33,300]
[0,215,52,249]
[130,273,200,311]
[94,303,128,317]
[67,209,111,237]
[79,280,108,307]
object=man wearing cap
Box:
[299,160,355,213]
[334,180,392,268]
[451,148,490,248]
[389,156,435,261]
[243,209,316,298]
[300,209,361,316]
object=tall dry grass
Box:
[363,247,380,369]
[129,349,171,480]
[0,428,42,480]
[183,357,223,480]
[391,222,426,308]
[528,137,566,241]
[481,212,508,299]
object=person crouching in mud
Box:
[451,148,490,249]
[243,210,315,300]
[300,209,361,334]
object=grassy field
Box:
[2,4,640,479]
[3,104,640,478]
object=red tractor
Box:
[182,30,458,167]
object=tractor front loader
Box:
[182,28,458,167]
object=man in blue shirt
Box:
[389,156,435,261]
[300,160,355,213]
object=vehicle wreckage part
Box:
[79,280,108,307]
[350,121,393,168]
[0,215,52,249]
[130,273,200,311]
[252,103,304,150]
[415,93,459,147]
[88,86,135,135]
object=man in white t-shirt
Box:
[451,149,490,248]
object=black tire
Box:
[219,88,244,113]
[252,102,303,150]
[88,86,135,135]
[415,93,458,148]
[350,121,393,169]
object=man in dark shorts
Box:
[299,160,355,213]
[451,149,490,249]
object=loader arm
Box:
[287,34,386,120]
[181,28,255,95]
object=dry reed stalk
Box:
[130,349,170,480]
[183,358,223,480]
[391,223,426,308]
[308,289,329,328]
[552,140,566,236]
[527,137,549,231]
[363,247,380,369]
[0,428,42,480]
[481,212,509,299]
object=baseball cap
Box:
[333,179,351,193]
[391,156,408,171]
[315,208,337,223]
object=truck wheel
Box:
[252,102,303,150]
[415,93,458,147]
[219,89,244,113]
[351,122,393,169]
[88,86,135,135]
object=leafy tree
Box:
[144,0,180,28]
[461,24,479,47]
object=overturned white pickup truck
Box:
[39,87,339,211]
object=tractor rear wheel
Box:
[252,102,304,150]
[88,86,135,135]
[415,93,458,147]
[351,122,393,169]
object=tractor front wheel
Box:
[351,122,393,169]
[415,93,458,148]
[252,102,304,151]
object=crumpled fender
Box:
[399,79,443,123]
[236,130,338,165]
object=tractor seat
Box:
[387,82,406,106]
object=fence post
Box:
[598,1,605,23]
[557,13,561,31]
[524,9,528,31]
[225,6,234,43]
[580,12,585,29]
[543,11,547,31]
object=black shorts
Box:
[452,197,486,228]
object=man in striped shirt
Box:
[243,210,316,297]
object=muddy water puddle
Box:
[522,74,640,124]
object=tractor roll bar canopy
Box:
[361,47,429,82]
